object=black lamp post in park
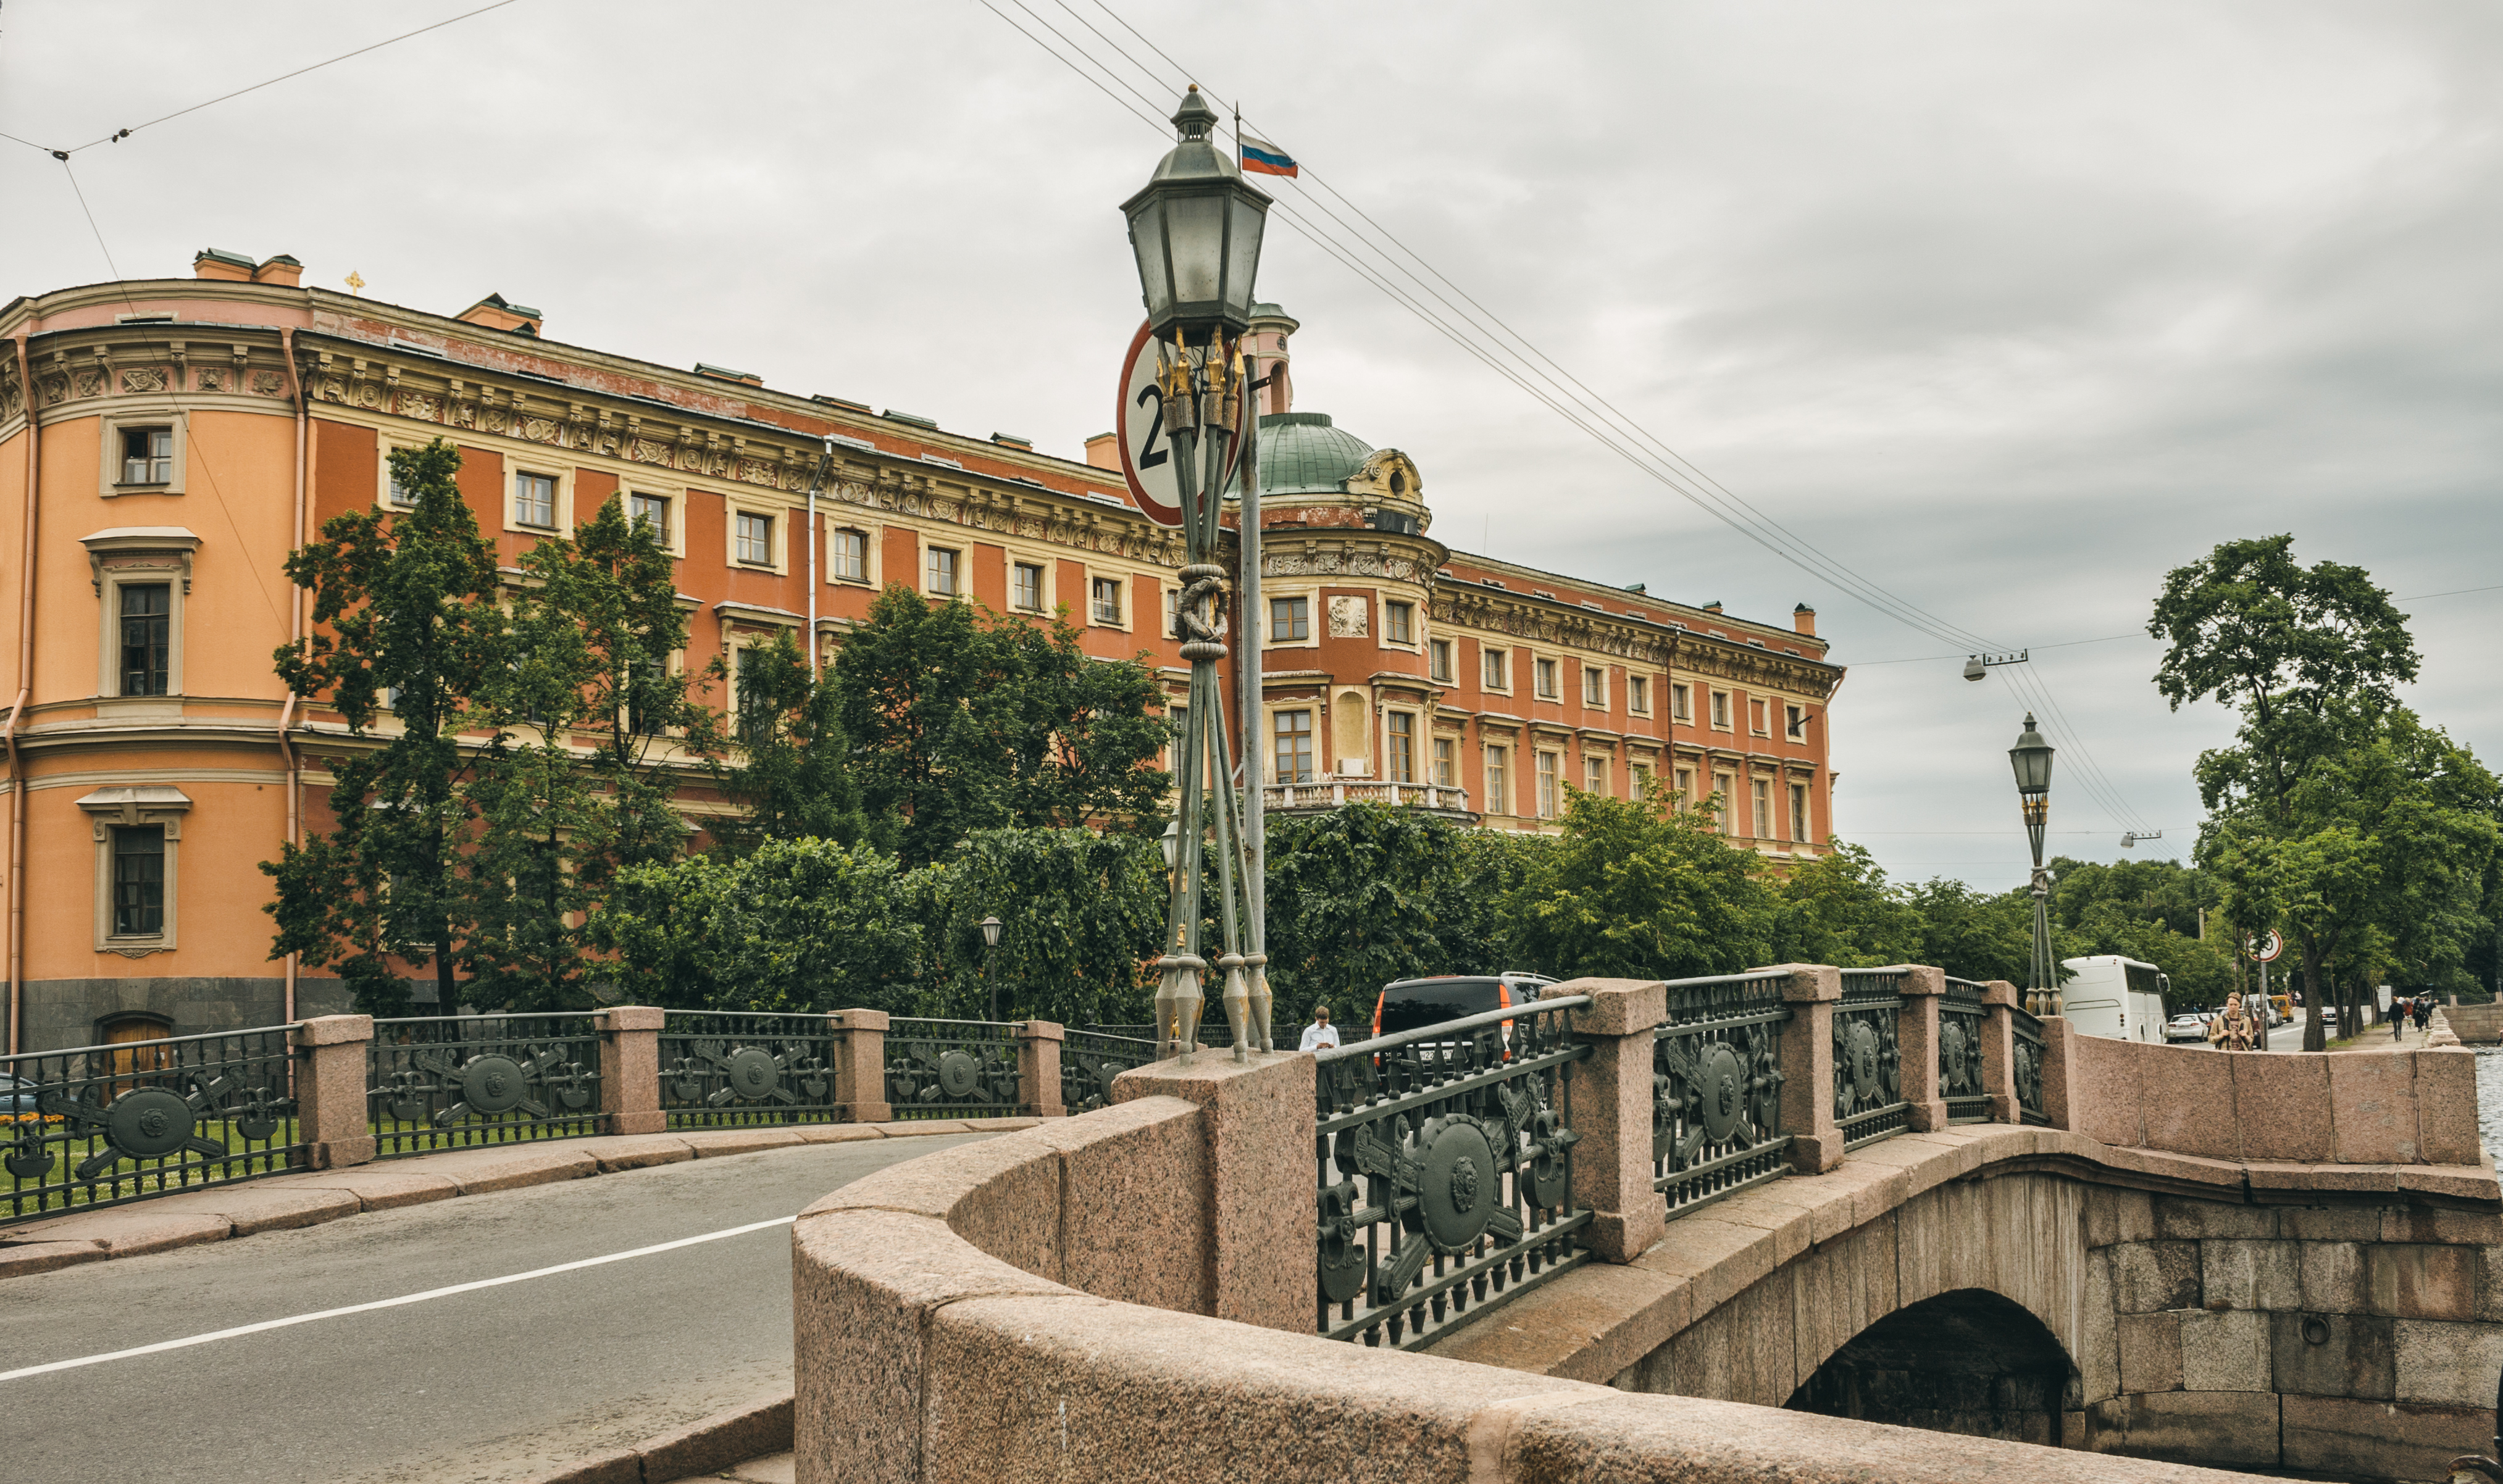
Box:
[1123,85,1274,1064]
[2008,714,2060,1017]
[978,914,1004,1022]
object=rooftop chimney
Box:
[695,362,763,386]
[458,292,543,336]
[1084,432,1119,472]
[1793,604,1816,636]
[193,248,254,282]
[251,254,303,286]
[1702,601,1723,614]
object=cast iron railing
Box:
[1314,995,1590,1351]
[885,1019,1022,1119]
[1833,969,1908,1148]
[367,1015,603,1157]
[1,1025,301,1219]
[1940,977,1991,1123]
[1655,970,1794,1217]
[2010,1006,2049,1125]
[1061,1030,1158,1114]
[659,1012,841,1129]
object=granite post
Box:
[1980,979,2020,1124]
[1776,963,1845,1173]
[598,1005,666,1136]
[832,1008,893,1124]
[2037,1014,2082,1131]
[1542,977,1668,1264]
[291,1013,375,1170]
[1017,1019,1066,1117]
[1111,1050,1313,1332]
[1889,964,1949,1133]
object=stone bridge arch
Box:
[1790,1286,2079,1446]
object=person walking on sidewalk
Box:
[1299,1005,1340,1053]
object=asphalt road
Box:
[0,1133,989,1484]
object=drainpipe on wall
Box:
[806,438,827,676]
[279,327,307,1023]
[7,333,40,1054]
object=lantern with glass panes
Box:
[1124,86,1273,1064]
[2008,714,2058,1014]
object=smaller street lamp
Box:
[1158,817,1182,873]
[978,915,1005,1022]
[2008,714,2058,1016]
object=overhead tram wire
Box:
[1076,0,2008,659]
[990,0,2010,662]
[3,1,529,159]
[980,0,2169,830]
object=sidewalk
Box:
[0,1116,1034,1282]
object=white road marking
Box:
[0,1214,797,1383]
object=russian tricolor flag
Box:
[1240,136,1298,178]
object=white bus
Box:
[2060,956,2170,1042]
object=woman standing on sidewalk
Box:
[2208,991,2262,1051]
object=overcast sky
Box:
[6,2,2497,894]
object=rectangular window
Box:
[1752,778,1771,838]
[1271,595,1310,641]
[927,546,960,596]
[1631,761,1653,797]
[1672,683,1692,722]
[733,646,772,743]
[830,528,868,583]
[120,426,173,486]
[1273,709,1314,784]
[1710,690,1731,728]
[1384,601,1413,645]
[1485,746,1508,815]
[1750,699,1769,735]
[1536,752,1560,818]
[1584,756,1607,796]
[629,656,669,737]
[1674,767,1694,809]
[629,493,672,547]
[1582,667,1605,707]
[386,458,416,507]
[735,511,774,565]
[1482,648,1508,690]
[1786,704,1807,741]
[1090,576,1123,626]
[1387,713,1415,783]
[1535,658,1559,699]
[1791,783,1811,843]
[1433,736,1456,787]
[1013,562,1045,612]
[119,583,170,697]
[1162,585,1180,635]
[1629,676,1649,714]
[1712,772,1734,833]
[515,471,557,528]
[111,825,165,937]
[1429,639,1453,683]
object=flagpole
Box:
[1234,99,1271,1052]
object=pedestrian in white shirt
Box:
[1299,1006,1340,1053]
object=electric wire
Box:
[4,1,527,158]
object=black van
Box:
[1369,973,1558,1041]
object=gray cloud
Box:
[4,0,2493,891]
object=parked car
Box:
[1369,973,1558,1044]
[2163,1014,2207,1043]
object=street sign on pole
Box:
[2246,931,2284,964]
[1116,321,1247,529]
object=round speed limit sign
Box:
[1116,322,1250,530]
[2246,930,2283,963]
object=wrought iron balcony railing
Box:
[659,1011,842,1129]
[1654,970,1794,1219]
[1941,977,1991,1123]
[1263,781,1473,815]
[1834,969,1910,1149]
[367,1014,603,1157]
[885,1019,1023,1120]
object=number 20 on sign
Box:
[1116,321,1250,530]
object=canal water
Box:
[2476,1048,2503,1163]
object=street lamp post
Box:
[1123,85,1274,1064]
[978,914,1004,1022]
[2008,714,2058,1017]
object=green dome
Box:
[1232,412,1372,497]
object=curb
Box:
[0,1117,1038,1282]
[522,1393,793,1484]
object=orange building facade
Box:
[0,263,1839,1052]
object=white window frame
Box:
[1381,598,1417,649]
[1432,735,1456,788]
[84,528,199,713]
[1709,689,1733,731]
[1482,645,1511,694]
[1581,665,1607,709]
[1671,683,1692,722]
[1584,754,1608,797]
[1085,569,1130,632]
[825,523,877,586]
[1711,770,1735,833]
[509,465,569,534]
[1750,698,1770,737]
[1790,781,1812,842]
[1786,704,1808,741]
[1628,675,1650,715]
[1536,751,1561,818]
[1271,706,1317,785]
[626,489,687,557]
[1484,744,1510,815]
[1268,590,1318,647]
[1534,657,1560,701]
[1429,638,1454,683]
[1752,777,1772,838]
[77,785,191,955]
[1385,711,1418,783]
[921,536,964,599]
[1013,559,1049,614]
[97,406,188,498]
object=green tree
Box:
[1769,842,1923,969]
[832,585,1171,868]
[591,837,927,1012]
[711,630,886,856]
[923,827,1165,1025]
[1902,878,2037,985]
[1505,783,1772,980]
[264,440,504,1015]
